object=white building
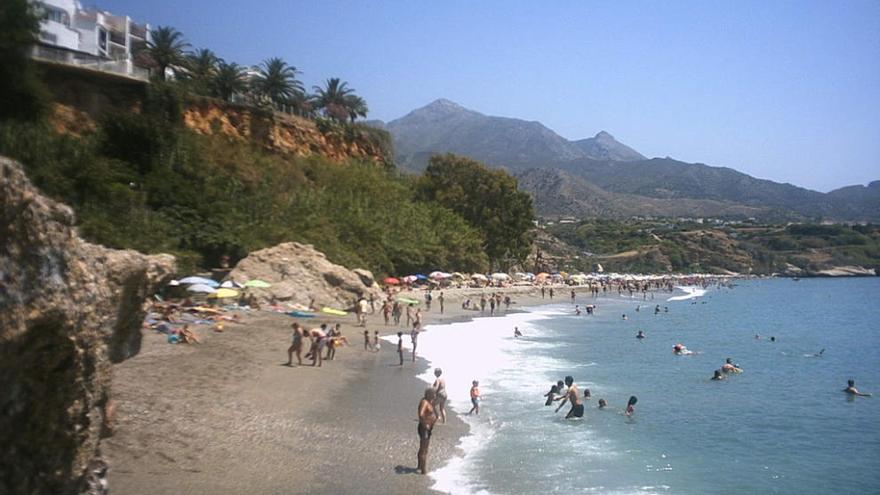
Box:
[30,0,151,79]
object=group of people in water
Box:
[542,376,638,419]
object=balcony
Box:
[30,43,150,81]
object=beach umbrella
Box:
[429,271,445,279]
[179,276,219,287]
[208,288,239,299]
[471,273,488,281]
[384,277,400,285]
[244,279,271,288]
[415,274,428,281]
[451,272,466,279]
[168,279,181,287]
[491,273,510,280]
[402,275,418,283]
[220,280,243,288]
[186,284,217,293]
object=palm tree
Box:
[212,61,248,102]
[145,26,189,81]
[344,94,368,122]
[312,78,367,121]
[181,48,217,95]
[251,57,303,110]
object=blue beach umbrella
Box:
[415,274,428,281]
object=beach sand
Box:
[104,286,556,494]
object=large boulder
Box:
[0,156,175,494]
[227,242,381,308]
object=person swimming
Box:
[712,369,725,381]
[514,327,523,338]
[673,343,693,355]
[583,388,591,400]
[544,384,559,406]
[843,379,872,397]
[625,396,638,416]
[636,330,646,339]
[622,314,627,320]
[722,358,742,373]
[814,348,825,357]
[598,398,607,409]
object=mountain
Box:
[376,99,880,222]
[571,131,645,161]
[375,99,641,171]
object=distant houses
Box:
[29,0,151,80]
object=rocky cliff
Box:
[0,156,175,494]
[182,98,391,164]
[227,242,382,309]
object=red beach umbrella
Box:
[384,277,400,285]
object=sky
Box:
[101,0,879,192]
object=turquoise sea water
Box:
[412,278,880,495]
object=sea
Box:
[405,278,880,495]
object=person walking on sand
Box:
[549,287,554,299]
[425,290,432,311]
[373,330,381,352]
[438,292,445,314]
[417,388,437,475]
[414,308,423,328]
[571,289,576,304]
[308,326,327,367]
[406,303,414,327]
[357,296,369,327]
[469,380,481,415]
[397,331,404,365]
[433,368,448,424]
[489,296,496,316]
[554,376,584,419]
[480,295,487,314]
[382,299,391,326]
[541,286,545,298]
[392,300,402,326]
[363,329,371,350]
[286,322,304,366]
[411,324,420,362]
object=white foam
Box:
[393,308,554,494]
[666,286,707,302]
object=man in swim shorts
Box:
[417,388,437,474]
[554,376,584,418]
[843,379,872,397]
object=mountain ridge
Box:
[372,99,879,222]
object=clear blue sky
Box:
[102,0,879,191]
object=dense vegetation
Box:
[417,154,535,269]
[0,90,491,275]
[0,0,49,121]
[547,219,880,275]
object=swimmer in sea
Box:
[598,398,607,409]
[636,330,646,339]
[712,369,725,381]
[555,376,584,419]
[843,379,872,397]
[721,358,742,373]
[514,327,523,338]
[575,305,581,316]
[583,388,591,400]
[673,343,693,355]
[544,384,559,406]
[625,396,638,416]
[770,336,776,342]
[622,314,627,320]
[814,348,825,357]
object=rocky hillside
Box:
[374,99,879,223]
[371,99,642,171]
[0,156,175,494]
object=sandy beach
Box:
[104,286,554,494]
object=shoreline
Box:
[103,284,673,494]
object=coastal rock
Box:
[0,156,175,494]
[227,242,381,309]
[813,265,877,277]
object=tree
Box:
[252,57,303,110]
[212,60,247,102]
[144,26,188,81]
[0,0,49,121]
[312,78,367,121]
[417,154,535,269]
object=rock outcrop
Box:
[227,242,381,308]
[0,156,175,494]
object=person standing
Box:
[286,322,304,366]
[438,292,445,314]
[425,290,432,311]
[382,299,391,326]
[554,376,584,418]
[397,331,404,366]
[406,303,414,327]
[571,289,576,304]
[417,388,437,475]
[433,368,448,424]
[468,380,481,415]
[411,324,420,362]
[549,287,555,299]
[392,301,402,326]
[414,308,423,328]
[541,286,545,298]
[479,295,487,314]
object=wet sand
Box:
[105,286,554,494]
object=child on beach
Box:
[544,384,559,406]
[363,330,371,350]
[469,380,481,415]
[397,332,404,366]
[373,330,381,352]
